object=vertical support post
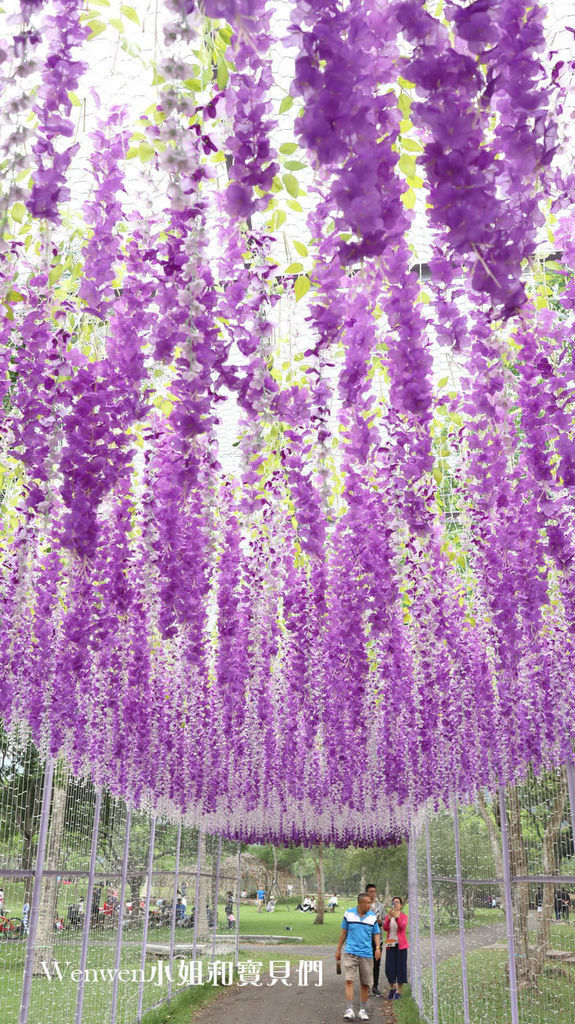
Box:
[192,828,203,962]
[424,813,439,1024]
[75,788,103,1024]
[499,786,521,1024]
[167,820,182,999]
[110,805,132,1024]
[409,824,423,1010]
[137,816,156,1022]
[234,843,241,970]
[452,798,470,1024]
[407,829,416,997]
[212,835,222,961]
[19,756,55,1024]
[566,759,575,857]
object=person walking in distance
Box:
[383,896,409,1000]
[365,883,384,997]
[335,892,381,1020]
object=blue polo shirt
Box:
[341,907,380,957]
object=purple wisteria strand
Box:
[396,0,555,314]
[1,0,575,844]
[27,0,89,220]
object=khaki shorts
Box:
[342,952,374,987]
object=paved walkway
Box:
[191,944,398,1024]
[417,910,540,966]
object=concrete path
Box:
[191,944,399,1024]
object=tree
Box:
[314,842,325,924]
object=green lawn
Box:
[236,898,344,945]
[399,934,575,1024]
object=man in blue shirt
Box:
[335,892,381,1020]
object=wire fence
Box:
[408,761,575,1024]
[0,731,242,1024]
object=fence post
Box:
[566,759,575,853]
[137,816,156,1022]
[452,798,470,1024]
[424,813,439,1024]
[19,755,54,1024]
[75,787,103,1024]
[110,805,132,1024]
[498,786,521,1024]
[192,828,203,962]
[234,843,241,970]
[408,822,423,1010]
[167,820,182,1000]
[211,835,222,962]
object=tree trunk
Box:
[530,770,568,977]
[506,786,536,989]
[477,790,506,909]
[314,843,325,925]
[32,766,68,975]
[194,830,211,942]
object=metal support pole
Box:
[409,824,423,1010]
[75,788,103,1024]
[566,760,575,858]
[452,798,470,1024]
[234,843,241,970]
[212,835,222,962]
[19,756,55,1024]
[137,816,156,1022]
[192,829,203,962]
[499,786,521,1024]
[407,829,417,998]
[110,805,132,1024]
[167,820,182,999]
[424,814,439,1024]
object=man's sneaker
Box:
[394,992,402,1000]
[371,987,382,997]
[387,989,396,999]
[358,1011,370,1021]
[343,1010,356,1021]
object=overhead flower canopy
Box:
[0,0,574,845]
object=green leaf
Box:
[294,276,311,302]
[138,141,156,162]
[284,161,306,171]
[285,262,304,274]
[11,202,27,224]
[49,265,64,286]
[110,17,124,31]
[401,188,416,210]
[5,290,25,303]
[399,154,417,177]
[86,19,106,38]
[286,199,303,212]
[402,138,423,152]
[279,96,293,114]
[282,173,299,197]
[279,143,298,155]
[68,91,82,108]
[121,4,140,24]
[398,93,412,116]
[216,59,229,89]
[293,240,308,257]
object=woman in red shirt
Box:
[382,896,409,1000]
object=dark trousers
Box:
[372,936,381,989]
[385,945,408,986]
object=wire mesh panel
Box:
[413,764,575,1024]
[504,769,575,1024]
[0,731,44,1024]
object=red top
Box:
[383,912,409,950]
